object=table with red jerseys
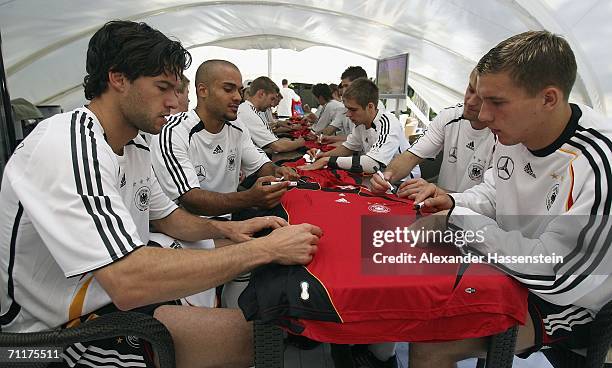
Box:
[268,119,338,163]
[238,165,528,344]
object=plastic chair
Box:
[253,320,284,368]
[253,323,519,368]
[474,326,518,368]
[0,311,175,368]
[476,299,612,368]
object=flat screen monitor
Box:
[376,53,409,99]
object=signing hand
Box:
[416,194,454,213]
[396,178,431,199]
[222,216,288,243]
[411,182,447,204]
[369,170,393,194]
[304,132,318,141]
[263,223,323,265]
[247,176,289,209]
[298,156,330,171]
[306,148,326,161]
[319,135,338,144]
[275,166,300,180]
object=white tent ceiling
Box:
[1,0,611,116]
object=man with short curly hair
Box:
[0,20,321,368]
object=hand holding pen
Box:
[372,166,397,195]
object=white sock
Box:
[368,342,397,361]
[220,273,250,308]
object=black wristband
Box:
[350,153,363,173]
[328,156,339,169]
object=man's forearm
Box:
[386,151,423,182]
[269,138,304,153]
[94,241,272,310]
[256,162,277,177]
[273,126,293,134]
[326,135,347,143]
[323,145,354,158]
[152,207,233,241]
[179,189,255,216]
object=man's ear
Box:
[542,86,562,111]
[108,71,128,92]
[197,82,209,99]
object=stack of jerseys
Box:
[280,158,367,189]
[288,117,306,124]
[291,127,313,138]
[239,188,528,344]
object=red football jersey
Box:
[239,188,528,343]
[279,159,366,189]
[291,127,312,138]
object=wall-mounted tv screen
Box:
[376,53,409,99]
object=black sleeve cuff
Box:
[349,153,363,173]
[328,156,339,169]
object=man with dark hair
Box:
[312,83,333,101]
[265,88,304,135]
[170,74,190,114]
[340,66,386,112]
[239,76,306,152]
[340,65,368,84]
[409,30,612,367]
[258,86,280,126]
[302,78,412,179]
[304,83,345,132]
[0,21,321,368]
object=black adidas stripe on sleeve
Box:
[159,114,191,196]
[70,111,137,260]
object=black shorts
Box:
[53,301,179,368]
[518,293,595,358]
